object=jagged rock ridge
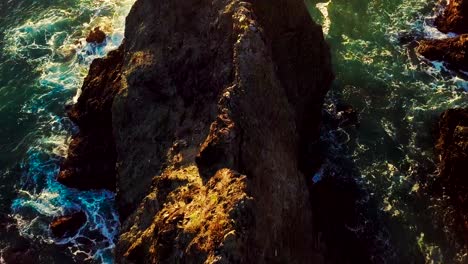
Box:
[59,0,334,263]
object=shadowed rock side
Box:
[109,0,332,263]
[417,34,468,72]
[433,109,468,249]
[58,47,124,191]
[435,0,468,34]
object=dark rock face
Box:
[110,0,332,262]
[417,0,468,72]
[50,211,87,238]
[433,108,468,246]
[67,0,333,262]
[435,0,468,34]
[86,27,106,44]
[58,47,124,191]
[417,34,468,72]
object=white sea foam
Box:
[6,0,135,263]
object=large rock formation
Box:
[62,0,333,262]
[433,108,468,247]
[435,0,468,34]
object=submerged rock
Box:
[435,0,468,34]
[50,211,87,238]
[433,108,468,246]
[58,47,123,191]
[86,27,106,44]
[417,34,468,72]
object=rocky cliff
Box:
[433,109,468,251]
[60,0,333,263]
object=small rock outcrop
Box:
[433,108,468,246]
[417,34,468,72]
[435,0,468,34]
[417,0,468,72]
[50,211,87,238]
[58,47,123,191]
[86,27,106,44]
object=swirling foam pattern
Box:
[0,0,134,263]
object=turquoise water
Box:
[308,0,468,262]
[0,0,134,263]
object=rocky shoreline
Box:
[416,0,468,260]
[417,0,468,72]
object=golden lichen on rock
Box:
[121,165,250,263]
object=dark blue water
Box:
[0,0,134,263]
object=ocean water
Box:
[1,0,467,263]
[307,0,468,263]
[0,0,134,263]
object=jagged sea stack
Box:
[61,0,334,263]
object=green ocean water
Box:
[307,0,468,262]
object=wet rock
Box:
[86,27,106,44]
[50,211,87,238]
[433,108,468,245]
[417,34,468,72]
[435,0,468,34]
[58,47,124,191]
